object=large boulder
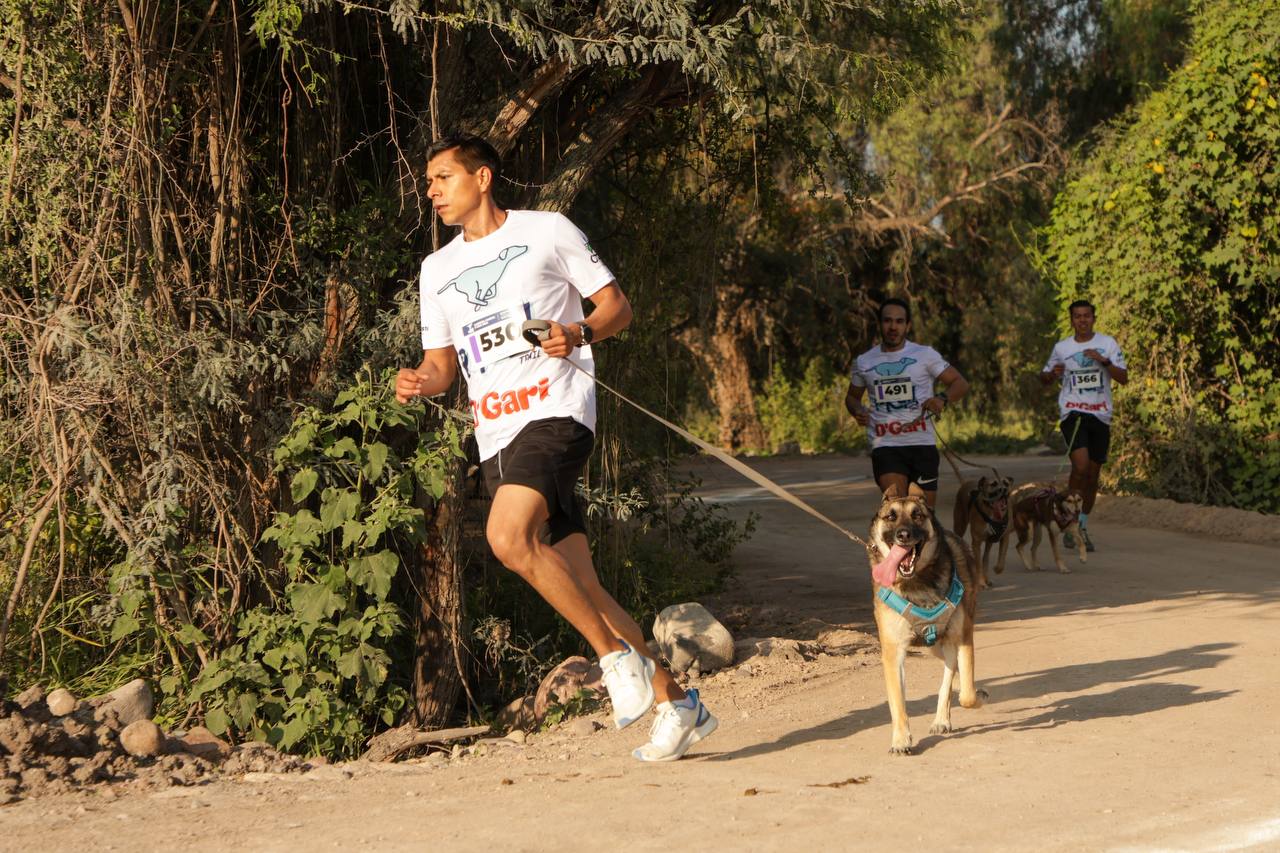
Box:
[93,679,153,727]
[653,603,735,674]
[494,696,537,733]
[533,656,603,722]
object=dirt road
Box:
[5,453,1280,852]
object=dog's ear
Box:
[881,484,904,502]
[977,476,990,489]
[907,481,926,499]
[1002,477,1013,490]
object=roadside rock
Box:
[494,695,537,733]
[653,602,735,674]
[93,679,153,726]
[15,684,45,709]
[120,719,166,757]
[174,726,232,762]
[533,657,603,722]
[46,688,78,717]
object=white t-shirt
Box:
[1043,333,1127,424]
[418,210,615,460]
[850,341,950,448]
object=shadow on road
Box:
[697,642,1235,763]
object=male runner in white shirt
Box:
[396,135,715,761]
[844,298,970,508]
[1040,299,1129,551]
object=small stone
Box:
[46,688,78,717]
[500,778,513,786]
[566,718,600,738]
[15,685,46,709]
[119,720,166,758]
[504,729,527,745]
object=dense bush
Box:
[1042,1,1280,511]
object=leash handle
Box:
[522,319,552,347]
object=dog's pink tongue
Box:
[872,544,910,587]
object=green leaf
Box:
[364,442,389,481]
[174,622,209,645]
[289,582,345,624]
[290,468,319,503]
[110,613,140,642]
[283,672,304,698]
[280,714,310,748]
[349,549,398,599]
[325,437,359,460]
[205,706,231,736]
[319,489,361,529]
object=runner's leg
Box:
[486,484,625,658]
[554,533,686,704]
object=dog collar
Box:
[876,572,964,647]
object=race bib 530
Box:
[461,302,533,372]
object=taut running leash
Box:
[520,320,871,550]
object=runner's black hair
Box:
[1068,299,1096,315]
[879,297,912,324]
[426,133,502,183]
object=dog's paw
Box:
[929,721,952,735]
[960,688,989,709]
[1057,565,1072,574]
[888,744,914,756]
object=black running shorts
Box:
[481,417,594,544]
[870,445,940,492]
[1061,411,1111,464]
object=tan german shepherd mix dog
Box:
[868,484,986,755]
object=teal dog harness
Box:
[876,572,964,646]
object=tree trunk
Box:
[681,284,768,451]
[410,473,465,727]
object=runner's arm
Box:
[924,366,968,415]
[395,346,457,403]
[844,383,869,426]
[541,282,632,358]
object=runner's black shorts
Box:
[1060,411,1110,464]
[481,417,593,544]
[870,445,940,492]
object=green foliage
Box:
[540,688,602,730]
[1042,0,1280,511]
[186,370,466,758]
[757,359,864,454]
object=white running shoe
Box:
[632,688,718,762]
[599,641,656,729]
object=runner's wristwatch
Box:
[577,322,593,347]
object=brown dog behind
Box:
[952,474,1013,590]
[995,482,1086,574]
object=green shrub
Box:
[757,358,865,453]
[1041,1,1280,511]
[186,369,465,758]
